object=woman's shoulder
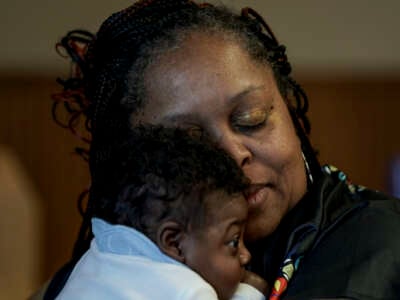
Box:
[321,164,400,247]
[319,164,399,223]
[347,189,400,249]
[285,166,400,298]
[286,193,400,299]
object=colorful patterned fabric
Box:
[268,165,366,300]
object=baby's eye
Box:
[227,236,240,249]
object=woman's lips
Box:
[245,184,272,209]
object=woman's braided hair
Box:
[53,0,320,260]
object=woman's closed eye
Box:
[231,108,269,133]
[187,126,204,138]
[179,124,206,139]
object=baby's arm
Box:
[179,272,267,300]
[241,270,270,296]
[181,284,265,300]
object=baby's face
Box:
[183,190,250,300]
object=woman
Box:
[45,0,400,299]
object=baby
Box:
[56,126,268,300]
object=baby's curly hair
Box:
[89,125,249,241]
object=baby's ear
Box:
[157,221,186,263]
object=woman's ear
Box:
[156,221,186,263]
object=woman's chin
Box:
[244,216,281,242]
[245,194,287,241]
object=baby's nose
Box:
[239,246,251,266]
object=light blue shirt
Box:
[92,217,182,266]
[56,218,265,300]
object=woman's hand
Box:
[241,270,270,296]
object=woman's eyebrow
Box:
[228,85,265,103]
[163,85,266,123]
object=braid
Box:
[241,8,311,133]
[53,0,319,260]
[241,7,320,183]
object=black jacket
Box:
[249,165,400,300]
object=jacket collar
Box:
[249,165,368,281]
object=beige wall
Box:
[0,146,43,299]
[1,1,400,75]
[0,77,89,291]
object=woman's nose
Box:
[218,133,252,168]
[239,245,251,266]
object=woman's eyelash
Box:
[239,120,266,130]
[231,107,270,132]
[233,119,267,134]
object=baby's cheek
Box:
[220,262,244,299]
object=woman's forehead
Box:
[136,33,274,124]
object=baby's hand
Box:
[241,270,270,296]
